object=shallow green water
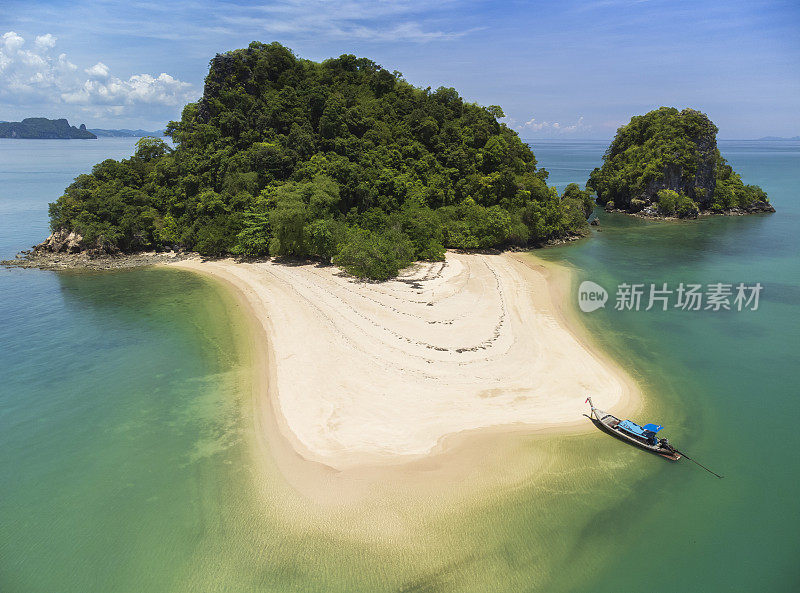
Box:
[0,268,257,591]
[1,139,798,591]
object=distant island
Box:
[0,118,96,139]
[756,136,800,141]
[89,128,166,138]
[588,107,773,217]
[35,42,593,279]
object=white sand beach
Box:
[169,252,639,475]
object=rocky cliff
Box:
[34,229,119,256]
[588,107,773,217]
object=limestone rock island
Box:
[588,107,774,218]
[0,118,97,139]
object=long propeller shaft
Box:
[675,450,724,479]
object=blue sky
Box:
[1,0,798,138]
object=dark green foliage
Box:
[47,42,591,279]
[656,189,679,215]
[393,204,446,261]
[656,189,698,218]
[333,228,415,280]
[712,160,770,211]
[588,107,717,208]
[675,194,699,218]
[304,218,346,261]
[562,183,595,219]
[193,213,241,256]
[520,184,585,243]
[588,107,769,215]
[438,199,512,249]
[232,210,271,257]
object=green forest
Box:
[587,107,771,217]
[47,42,593,279]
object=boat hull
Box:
[591,408,681,461]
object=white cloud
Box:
[85,61,109,78]
[57,53,78,72]
[215,0,477,43]
[516,115,590,136]
[34,33,56,49]
[0,31,196,122]
[62,71,191,107]
[2,31,24,53]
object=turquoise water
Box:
[531,139,800,591]
[0,140,255,591]
[1,138,798,591]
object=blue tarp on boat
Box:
[618,419,647,436]
[643,423,663,433]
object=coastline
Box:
[2,249,192,271]
[601,204,775,219]
[3,133,793,592]
[163,251,642,504]
[510,252,642,418]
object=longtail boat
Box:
[586,397,681,461]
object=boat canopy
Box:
[618,420,664,439]
[618,420,647,437]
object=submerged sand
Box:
[169,252,639,476]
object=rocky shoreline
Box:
[2,228,198,271]
[2,249,195,271]
[603,202,775,220]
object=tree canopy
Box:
[587,107,771,217]
[48,42,592,279]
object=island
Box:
[588,107,774,217]
[7,43,640,489]
[0,118,97,139]
[14,47,776,277]
[35,42,593,279]
[89,128,166,137]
